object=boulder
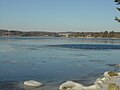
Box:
[59,71,120,90]
[84,85,101,90]
[107,83,119,90]
[24,80,43,87]
[104,71,118,77]
[59,81,84,90]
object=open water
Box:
[0,37,120,90]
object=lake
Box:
[0,37,120,90]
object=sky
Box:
[0,0,120,32]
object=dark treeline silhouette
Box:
[0,29,58,37]
[0,29,120,38]
[67,31,120,38]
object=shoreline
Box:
[0,36,120,40]
[1,71,120,90]
[1,29,120,39]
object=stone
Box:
[107,83,119,90]
[59,71,120,90]
[108,71,118,77]
[24,80,43,87]
[59,81,84,90]
[84,85,101,90]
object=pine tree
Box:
[114,0,120,22]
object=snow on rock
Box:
[59,81,84,90]
[24,80,43,87]
[59,71,120,90]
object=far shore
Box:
[0,29,120,39]
[0,35,120,40]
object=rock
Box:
[104,71,118,78]
[95,80,104,88]
[117,72,120,77]
[59,71,120,90]
[59,81,84,90]
[108,71,118,77]
[84,85,101,90]
[59,81,102,90]
[24,80,43,87]
[107,83,119,90]
[104,71,110,77]
[101,77,111,84]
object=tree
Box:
[103,31,108,37]
[109,31,115,37]
[114,0,120,22]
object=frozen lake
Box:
[0,37,120,90]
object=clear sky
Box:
[0,0,120,32]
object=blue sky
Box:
[0,0,120,32]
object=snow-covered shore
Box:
[59,71,120,90]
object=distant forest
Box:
[0,29,120,38]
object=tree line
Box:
[0,29,120,38]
